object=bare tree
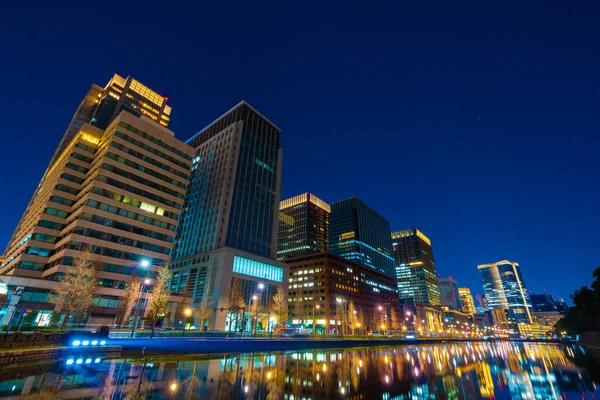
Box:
[390,307,401,333]
[347,301,359,334]
[50,247,98,329]
[146,267,172,338]
[335,302,347,335]
[250,299,266,334]
[228,277,246,332]
[269,287,288,331]
[116,279,141,326]
[191,286,215,331]
[293,299,304,328]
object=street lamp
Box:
[313,304,320,334]
[130,260,151,338]
[182,308,192,337]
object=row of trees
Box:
[50,248,173,331]
[290,299,405,334]
[556,266,600,334]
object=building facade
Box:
[169,101,288,331]
[529,293,558,312]
[458,287,476,315]
[329,197,395,277]
[285,252,399,334]
[391,229,440,305]
[438,277,462,310]
[278,193,329,259]
[478,260,533,327]
[1,109,193,327]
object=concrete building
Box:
[278,193,329,259]
[458,287,476,315]
[391,228,440,305]
[438,277,462,310]
[0,107,193,327]
[329,197,396,278]
[169,101,288,332]
[285,252,399,334]
[478,260,533,328]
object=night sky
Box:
[2,2,599,302]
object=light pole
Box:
[130,259,151,338]
[313,304,320,334]
[182,308,192,337]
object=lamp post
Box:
[182,308,192,337]
[313,305,320,334]
[130,259,151,338]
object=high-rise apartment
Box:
[458,287,476,315]
[1,104,193,327]
[438,276,462,310]
[391,229,440,305]
[329,197,395,277]
[478,260,533,326]
[278,193,329,259]
[169,101,288,331]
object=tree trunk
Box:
[59,310,71,330]
[151,313,156,339]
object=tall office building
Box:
[50,74,173,170]
[391,229,440,305]
[1,94,193,328]
[5,74,174,255]
[529,293,558,312]
[329,197,395,277]
[438,277,462,310]
[278,193,329,259]
[478,260,533,326]
[458,287,476,315]
[169,101,288,331]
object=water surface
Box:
[0,342,597,399]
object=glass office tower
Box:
[478,260,533,325]
[458,287,476,315]
[169,101,288,331]
[438,277,462,310]
[328,197,395,277]
[391,229,441,305]
[278,193,330,259]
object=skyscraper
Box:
[328,197,395,277]
[169,101,288,331]
[438,277,462,310]
[391,229,440,305]
[458,287,476,315]
[478,260,533,326]
[50,74,172,170]
[278,193,330,259]
[1,94,192,328]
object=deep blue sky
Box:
[1,2,599,302]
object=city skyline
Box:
[2,2,598,302]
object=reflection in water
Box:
[0,342,597,399]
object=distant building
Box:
[278,193,329,259]
[391,229,440,305]
[438,277,462,310]
[529,293,557,312]
[475,293,487,308]
[329,197,395,277]
[458,287,476,315]
[478,260,533,327]
[285,252,398,334]
[168,101,288,332]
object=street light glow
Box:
[140,259,150,268]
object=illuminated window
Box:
[232,255,283,282]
